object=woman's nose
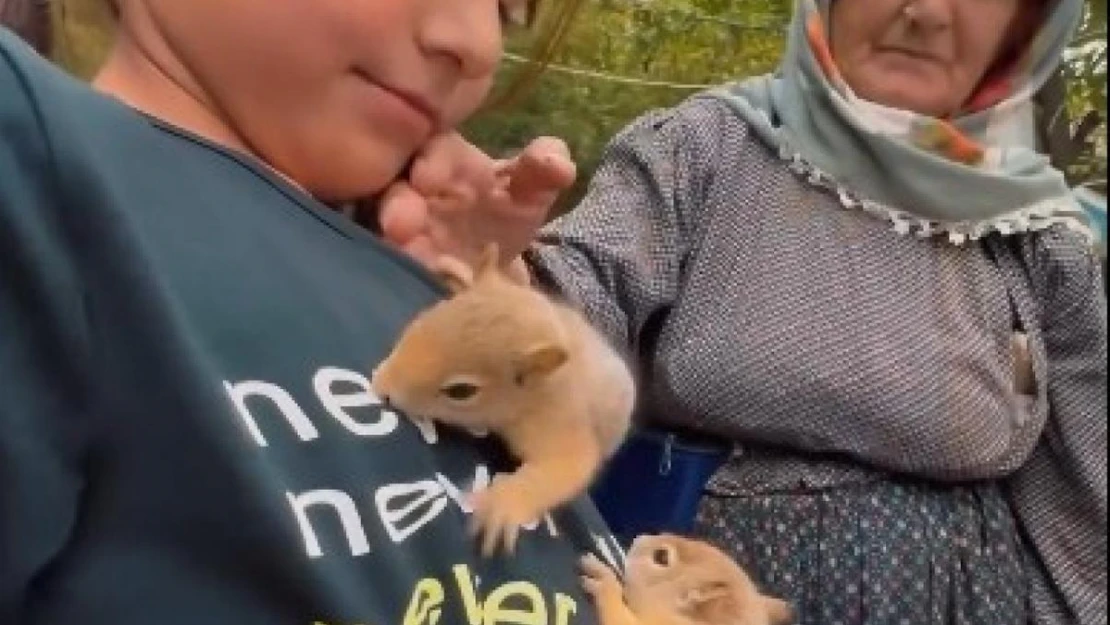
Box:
[904,0,954,32]
[417,0,502,81]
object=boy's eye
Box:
[440,382,480,401]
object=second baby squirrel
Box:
[581,534,794,625]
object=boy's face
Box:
[132,0,518,201]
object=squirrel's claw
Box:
[468,476,537,557]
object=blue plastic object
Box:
[589,427,732,547]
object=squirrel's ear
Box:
[512,342,568,385]
[431,255,474,294]
[681,581,736,623]
[474,242,502,281]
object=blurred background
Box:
[42,0,1108,229]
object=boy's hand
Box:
[377,132,575,271]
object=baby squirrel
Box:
[371,244,635,556]
[581,534,794,625]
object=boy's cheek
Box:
[442,76,497,128]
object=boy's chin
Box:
[284,135,418,203]
[300,160,408,204]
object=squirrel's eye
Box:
[652,547,673,567]
[440,382,480,401]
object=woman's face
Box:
[829,0,1030,117]
[118,0,523,201]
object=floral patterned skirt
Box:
[694,476,1033,625]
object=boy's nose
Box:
[416,0,502,81]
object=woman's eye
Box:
[440,382,480,401]
[652,547,672,567]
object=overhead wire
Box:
[497,5,789,90]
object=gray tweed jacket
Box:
[528,95,1107,625]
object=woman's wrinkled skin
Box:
[828,0,1035,117]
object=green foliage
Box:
[463,0,792,211]
[1062,0,1107,186]
[466,0,1107,208]
[50,0,113,80]
[47,0,1107,196]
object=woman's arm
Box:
[1007,229,1107,625]
[526,105,714,353]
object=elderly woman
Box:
[379,0,1107,623]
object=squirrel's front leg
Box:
[580,554,640,625]
[470,426,600,556]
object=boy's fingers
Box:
[523,136,573,165]
[410,132,496,198]
[453,138,499,194]
[378,181,429,246]
[400,235,439,271]
[505,137,576,206]
[409,133,465,196]
[441,181,477,215]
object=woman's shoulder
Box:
[611,91,759,157]
[597,90,777,210]
[1028,224,1099,261]
[1020,225,1105,319]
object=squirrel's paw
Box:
[579,553,622,599]
[467,475,539,557]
